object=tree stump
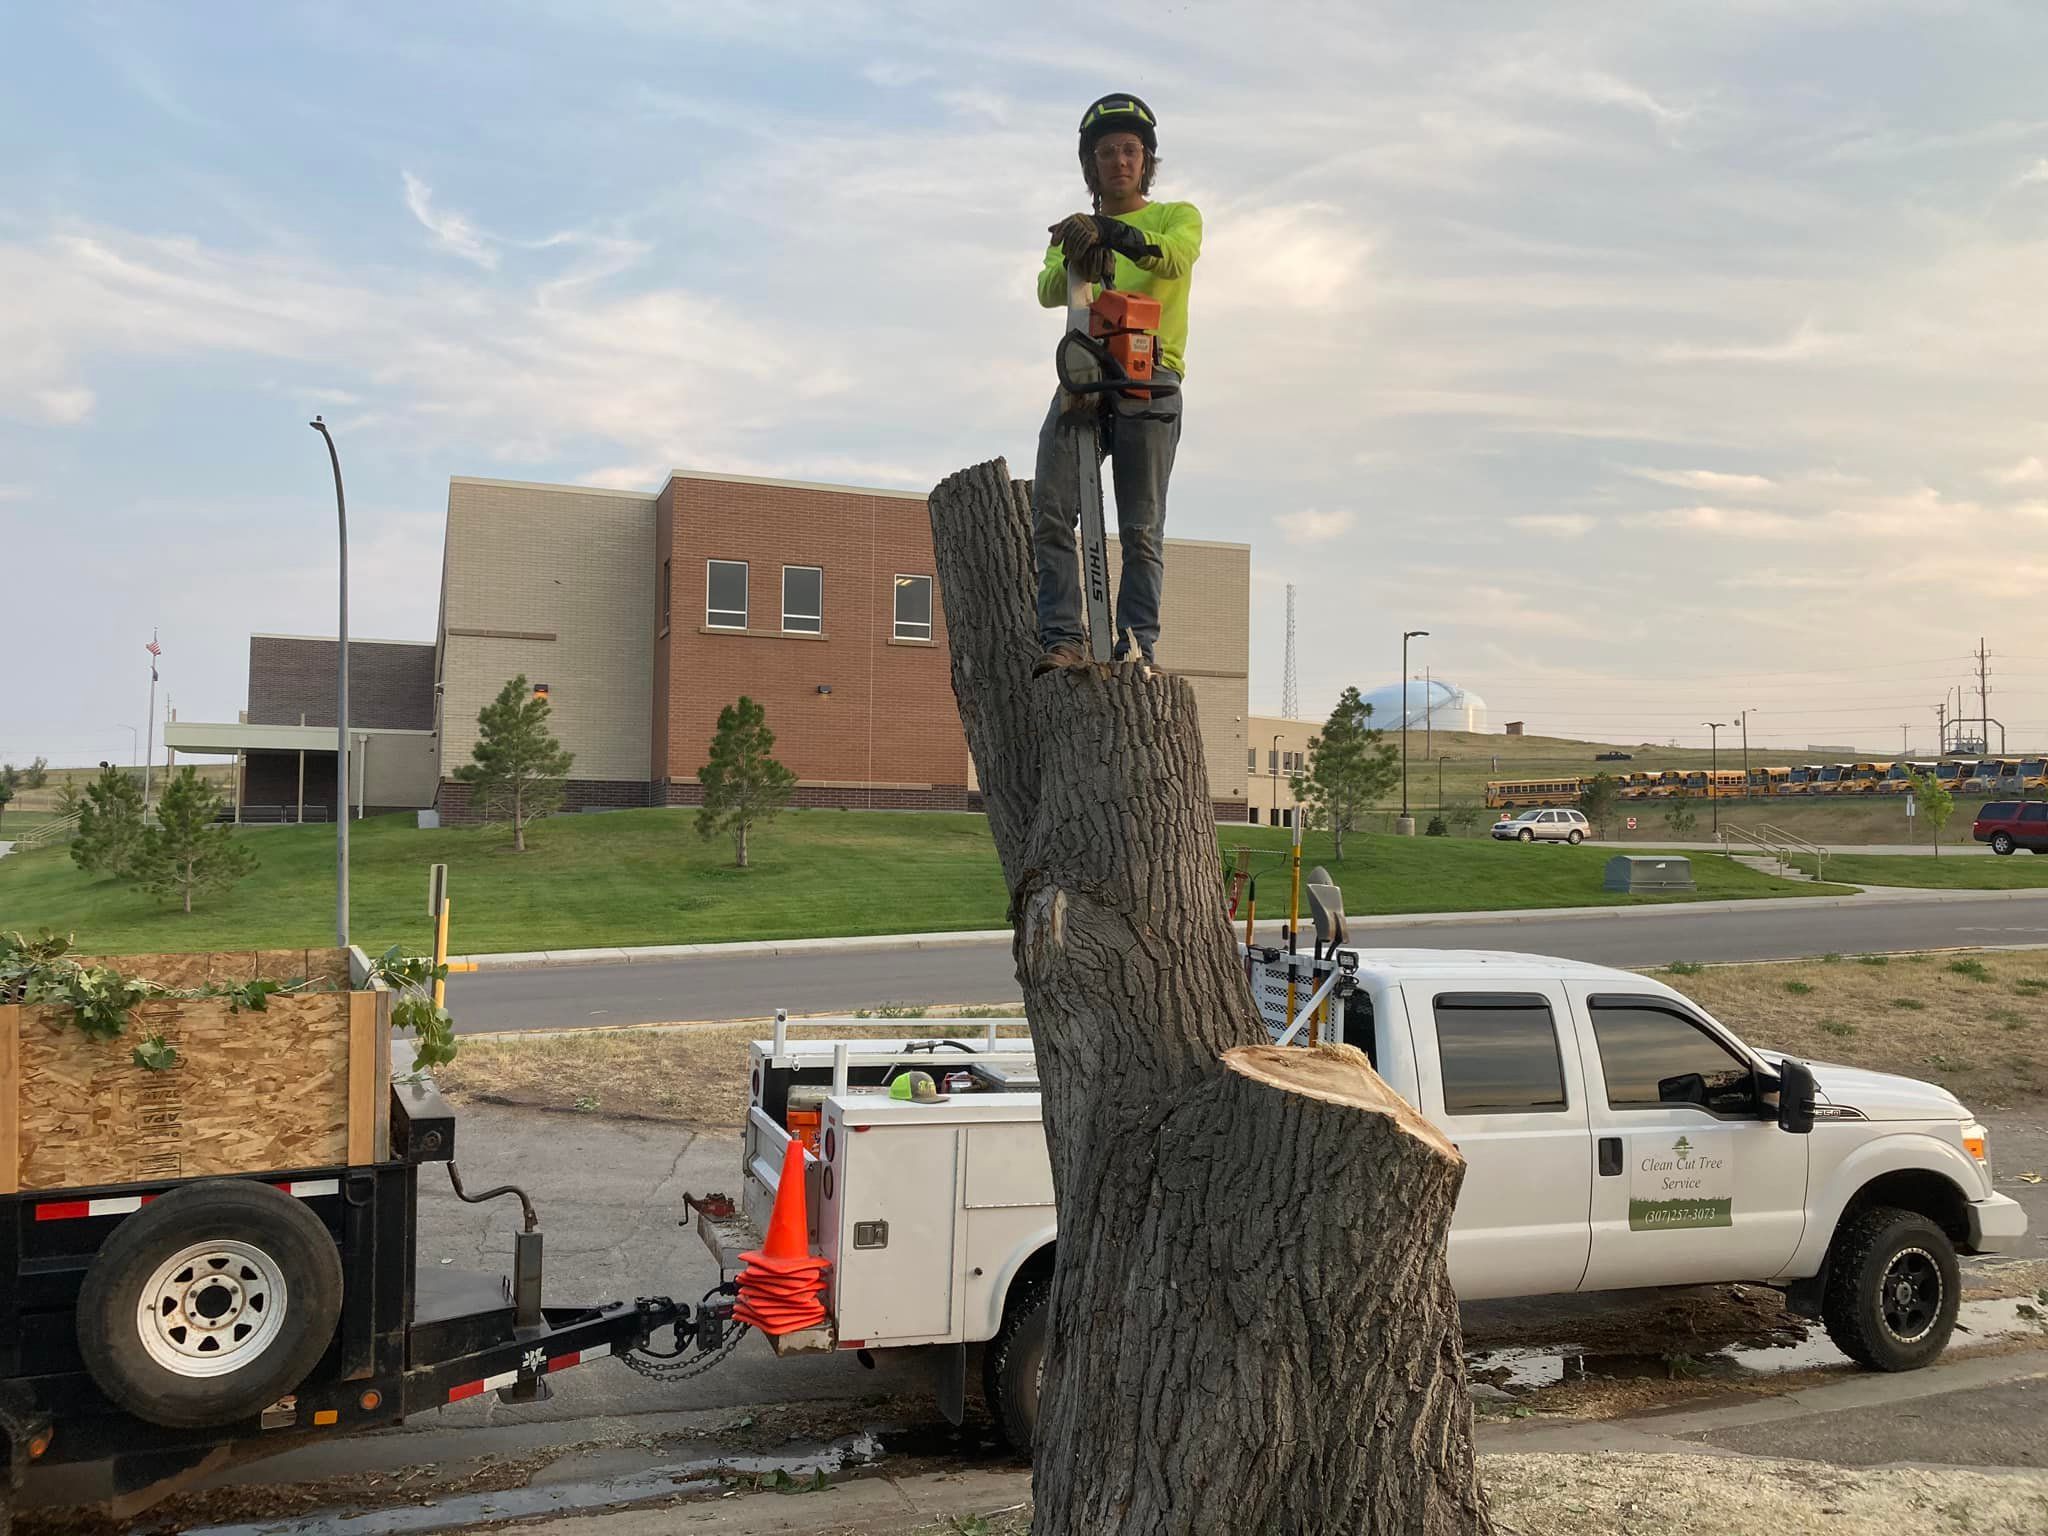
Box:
[928,460,1495,1536]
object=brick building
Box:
[175,470,1253,821]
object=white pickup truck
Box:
[693,942,2026,1446]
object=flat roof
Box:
[164,722,432,754]
[251,633,434,648]
[447,470,1250,552]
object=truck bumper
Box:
[1966,1192,2028,1253]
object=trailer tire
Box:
[76,1180,342,1429]
[983,1279,1049,1453]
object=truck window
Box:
[1431,993,1567,1115]
[1588,999,1755,1115]
[2020,805,2048,823]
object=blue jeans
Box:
[1033,370,1183,659]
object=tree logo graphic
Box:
[1673,1135,1693,1159]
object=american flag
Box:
[145,638,161,657]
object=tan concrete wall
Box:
[1109,536,1251,808]
[440,479,657,784]
[1246,714,1320,824]
[354,731,438,810]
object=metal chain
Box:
[620,1319,751,1383]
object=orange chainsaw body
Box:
[1089,289,1161,400]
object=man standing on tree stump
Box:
[1033,93,1203,676]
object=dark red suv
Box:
[1971,801,2048,854]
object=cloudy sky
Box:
[6,0,2048,767]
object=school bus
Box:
[1783,765,1822,795]
[1484,777,1586,810]
[1886,761,1940,793]
[1810,763,1850,795]
[1932,761,1971,791]
[1750,766,1792,796]
[1615,771,1657,800]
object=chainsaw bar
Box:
[1074,413,1115,662]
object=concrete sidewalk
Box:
[456,884,2048,972]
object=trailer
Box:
[0,1080,709,1530]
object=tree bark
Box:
[929,460,1494,1536]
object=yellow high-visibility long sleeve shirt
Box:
[1037,201,1202,378]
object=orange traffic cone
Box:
[735,1138,830,1335]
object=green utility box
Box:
[1604,854,1695,893]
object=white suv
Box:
[1492,807,1590,843]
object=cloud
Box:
[36,387,95,424]
[1626,467,1775,494]
[401,172,498,269]
[1660,321,1838,364]
[1275,508,1355,542]
[1509,513,1596,537]
[1991,456,2045,486]
[863,60,935,88]
[2018,159,2048,188]
[0,485,29,501]
[1626,505,1805,539]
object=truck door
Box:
[1404,983,1592,1300]
[1571,989,1808,1290]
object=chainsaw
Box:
[1054,265,1179,663]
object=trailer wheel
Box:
[76,1180,342,1429]
[983,1278,1049,1453]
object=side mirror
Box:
[1776,1059,1817,1135]
[1657,1072,1708,1107]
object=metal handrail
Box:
[1716,823,1786,875]
[10,808,81,850]
[1759,823,1830,884]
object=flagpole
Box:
[143,630,160,808]
[310,416,349,948]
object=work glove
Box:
[1050,212,1100,259]
[1090,215,1162,265]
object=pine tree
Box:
[71,764,148,878]
[1578,772,1620,837]
[454,676,575,852]
[697,696,797,869]
[133,766,257,913]
[1291,687,1399,860]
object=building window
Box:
[1247,748,1257,771]
[1268,749,1278,773]
[782,566,822,634]
[894,574,933,640]
[660,559,672,633]
[707,560,747,629]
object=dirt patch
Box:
[437,1009,1029,1126]
[907,1452,2048,1536]
[1655,949,2048,1108]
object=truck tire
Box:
[76,1180,343,1429]
[1992,833,2015,855]
[1821,1206,1959,1372]
[983,1279,1049,1453]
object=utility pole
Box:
[1901,723,1910,758]
[1424,665,1433,759]
[1736,709,1751,795]
[311,416,350,948]
[142,630,161,807]
[1400,629,1428,833]
[1976,638,1992,762]
[1936,700,1947,755]
[1704,721,1726,837]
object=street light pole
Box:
[1737,709,1751,797]
[1703,721,1726,837]
[1400,629,1429,831]
[114,724,137,768]
[1271,732,1283,828]
[1438,754,1449,811]
[311,416,350,948]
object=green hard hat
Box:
[888,1070,942,1103]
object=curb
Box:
[452,885,2048,972]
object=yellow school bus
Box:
[1750,766,1792,796]
[1844,762,1891,795]
[1484,777,1586,810]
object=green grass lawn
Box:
[0,808,1853,958]
[1791,850,2048,890]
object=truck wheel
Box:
[983,1279,1049,1453]
[1992,833,2015,855]
[1821,1206,1959,1371]
[76,1180,342,1429]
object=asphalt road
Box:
[449,891,2048,1033]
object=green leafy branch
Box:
[2,930,461,1075]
